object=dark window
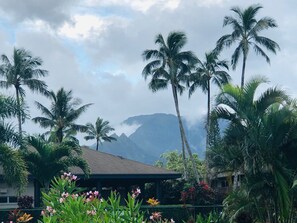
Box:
[9,196,18,203]
[221,180,228,188]
[0,197,7,203]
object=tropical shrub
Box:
[145,179,189,204]
[18,195,34,209]
[39,172,176,223]
[8,209,34,223]
[181,182,215,205]
[186,212,222,223]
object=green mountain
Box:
[96,113,207,164]
[96,133,158,164]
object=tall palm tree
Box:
[142,31,200,182]
[84,117,116,151]
[216,4,280,88]
[22,136,89,191]
[0,94,27,193]
[189,50,230,147]
[32,88,92,143]
[0,48,48,139]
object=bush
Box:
[18,195,34,209]
[40,172,177,223]
[145,179,192,205]
[181,182,216,205]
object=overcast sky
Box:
[0,0,296,145]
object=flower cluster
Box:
[17,213,33,223]
[147,197,160,206]
[150,212,162,221]
[86,210,97,216]
[42,205,56,216]
[7,209,33,223]
[85,190,100,202]
[181,181,215,205]
[131,187,141,199]
[200,181,210,190]
[61,172,77,182]
[146,198,175,223]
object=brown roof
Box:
[70,147,181,179]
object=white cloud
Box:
[58,15,109,40]
[114,123,141,136]
[86,0,181,12]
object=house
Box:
[0,147,181,209]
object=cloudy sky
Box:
[0,0,296,144]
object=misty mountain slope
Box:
[91,113,207,164]
[93,133,158,164]
[125,113,206,159]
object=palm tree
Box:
[0,48,48,140]
[0,95,28,193]
[84,117,116,151]
[0,144,28,193]
[0,95,19,145]
[142,31,200,182]
[189,50,230,147]
[22,136,90,191]
[216,4,280,88]
[210,76,295,222]
[32,88,92,143]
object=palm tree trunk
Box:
[205,80,211,183]
[15,87,23,144]
[241,53,247,88]
[171,84,200,183]
[206,80,211,148]
[96,140,99,151]
[57,128,63,143]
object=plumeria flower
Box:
[87,210,96,216]
[132,187,141,198]
[150,212,162,221]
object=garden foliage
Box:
[39,173,175,223]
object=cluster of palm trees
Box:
[209,77,297,222]
[142,4,279,182]
[142,4,296,222]
[0,4,295,221]
[0,50,116,191]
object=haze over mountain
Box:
[93,113,206,164]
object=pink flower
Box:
[62,192,69,197]
[87,210,96,216]
[46,206,56,214]
[132,187,141,198]
[150,212,162,221]
[72,194,79,199]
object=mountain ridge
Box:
[91,113,206,164]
